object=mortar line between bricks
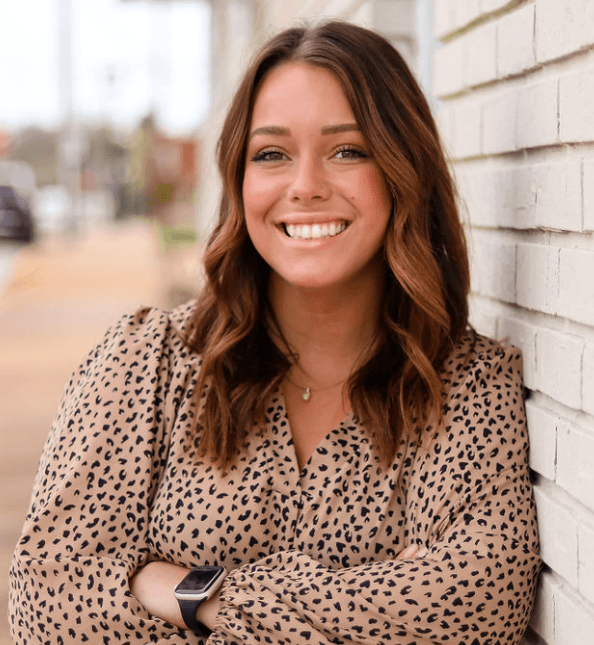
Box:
[436,0,528,43]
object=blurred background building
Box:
[2,1,594,644]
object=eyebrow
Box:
[249,123,360,138]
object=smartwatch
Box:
[174,565,227,634]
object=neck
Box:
[268,272,385,387]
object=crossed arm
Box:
[129,545,427,631]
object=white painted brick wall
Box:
[534,485,579,587]
[530,572,557,644]
[535,328,583,410]
[515,243,558,314]
[532,160,582,231]
[516,79,558,149]
[559,64,594,143]
[555,584,594,645]
[583,343,594,417]
[578,521,594,604]
[498,4,536,78]
[465,21,497,86]
[434,0,594,641]
[584,159,594,231]
[557,421,594,510]
[535,0,594,63]
[558,249,594,326]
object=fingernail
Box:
[416,547,428,558]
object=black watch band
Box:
[174,565,226,635]
[177,598,211,635]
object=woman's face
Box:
[242,62,392,294]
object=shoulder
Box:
[96,299,198,352]
[70,300,202,396]
[417,328,528,473]
[440,328,524,403]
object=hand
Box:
[396,543,429,559]
[130,561,222,632]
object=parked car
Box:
[0,185,35,243]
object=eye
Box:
[251,148,288,162]
[334,146,368,161]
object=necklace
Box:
[284,374,349,402]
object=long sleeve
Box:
[9,308,198,645]
[208,342,541,645]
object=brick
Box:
[578,521,594,604]
[481,0,513,13]
[457,166,521,228]
[433,39,465,96]
[533,485,579,586]
[434,0,454,39]
[435,103,455,157]
[535,328,583,409]
[483,91,517,154]
[508,166,537,228]
[467,295,498,337]
[560,66,594,143]
[470,235,516,302]
[529,571,557,642]
[451,99,482,158]
[498,4,536,77]
[516,243,559,314]
[455,168,490,226]
[584,159,594,232]
[516,78,558,149]
[536,0,594,63]
[453,0,480,30]
[466,21,497,87]
[583,343,594,417]
[474,166,535,229]
[557,422,594,510]
[524,400,557,480]
[555,583,594,645]
[558,249,594,326]
[497,317,537,389]
[533,161,582,231]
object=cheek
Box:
[243,172,277,219]
[355,168,393,215]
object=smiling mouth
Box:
[282,221,349,240]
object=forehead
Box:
[250,62,356,127]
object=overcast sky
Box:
[0,0,211,134]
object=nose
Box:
[287,156,330,203]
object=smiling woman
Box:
[10,20,540,645]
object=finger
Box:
[397,544,419,559]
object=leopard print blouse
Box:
[9,303,541,644]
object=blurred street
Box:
[0,220,169,644]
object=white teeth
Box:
[284,222,347,240]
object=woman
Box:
[10,21,540,645]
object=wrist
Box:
[174,565,226,633]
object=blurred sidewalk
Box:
[0,219,168,644]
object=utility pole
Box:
[57,0,81,233]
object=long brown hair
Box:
[186,21,470,465]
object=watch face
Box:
[175,566,225,599]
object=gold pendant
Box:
[302,387,311,402]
